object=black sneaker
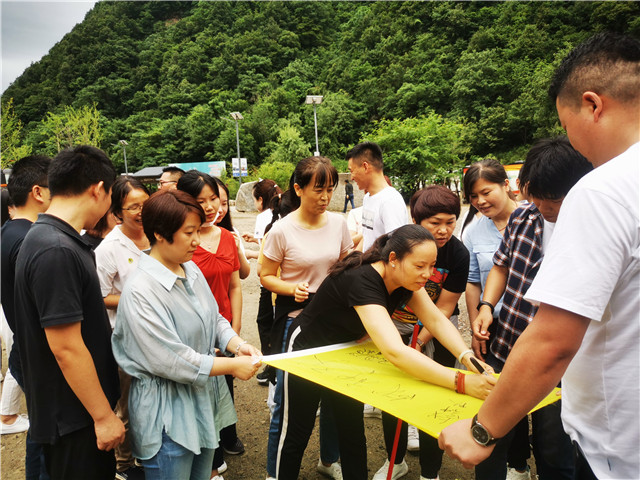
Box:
[223,437,245,455]
[256,368,270,386]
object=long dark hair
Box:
[265,188,296,235]
[212,177,234,231]
[328,224,435,277]
[253,179,282,212]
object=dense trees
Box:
[2,1,638,193]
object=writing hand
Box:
[464,373,497,400]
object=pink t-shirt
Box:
[263,212,353,294]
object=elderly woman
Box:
[111,190,261,480]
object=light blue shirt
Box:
[112,254,238,460]
[463,215,504,317]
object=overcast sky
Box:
[1,0,96,93]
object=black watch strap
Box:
[471,414,500,446]
[476,300,495,314]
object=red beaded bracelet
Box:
[455,371,466,394]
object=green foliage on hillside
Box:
[3,1,639,192]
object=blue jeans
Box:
[266,317,340,477]
[343,196,355,213]
[142,431,214,480]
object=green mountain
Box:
[3,1,639,182]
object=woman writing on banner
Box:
[274,224,496,480]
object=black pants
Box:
[574,443,598,480]
[381,337,456,477]
[43,425,116,480]
[256,286,274,353]
[277,372,366,480]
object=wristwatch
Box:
[476,300,495,314]
[471,414,500,446]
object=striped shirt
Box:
[490,203,544,365]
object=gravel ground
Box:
[1,205,505,480]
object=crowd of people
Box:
[0,32,638,480]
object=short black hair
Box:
[524,137,593,200]
[346,142,384,170]
[142,190,205,246]
[48,146,116,197]
[7,154,51,207]
[110,176,150,219]
[549,32,640,106]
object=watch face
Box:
[471,423,490,445]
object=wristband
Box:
[455,371,466,394]
[235,340,248,355]
[457,349,473,364]
[416,338,425,351]
[477,300,495,314]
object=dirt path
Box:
[1,207,482,479]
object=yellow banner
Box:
[263,341,560,438]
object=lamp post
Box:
[305,95,323,156]
[119,139,129,174]
[230,112,244,184]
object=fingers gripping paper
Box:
[262,341,561,438]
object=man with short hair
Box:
[1,155,51,477]
[343,179,354,213]
[346,142,408,251]
[157,166,184,191]
[14,146,124,480]
[439,32,640,480]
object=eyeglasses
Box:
[157,180,177,188]
[122,204,143,213]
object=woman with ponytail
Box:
[275,224,496,480]
[261,156,352,480]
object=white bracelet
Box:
[457,349,473,364]
[235,340,248,355]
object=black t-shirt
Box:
[291,264,412,350]
[392,235,469,322]
[14,214,120,444]
[1,218,33,333]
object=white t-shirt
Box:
[254,209,273,240]
[95,225,146,328]
[347,206,363,234]
[525,142,640,479]
[362,186,408,251]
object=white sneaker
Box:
[419,476,439,480]
[0,414,29,435]
[363,404,382,418]
[317,459,343,479]
[210,476,223,480]
[506,466,531,480]
[407,425,419,452]
[217,461,228,474]
[372,459,408,480]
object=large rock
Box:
[235,181,258,212]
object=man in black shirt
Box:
[1,155,51,476]
[14,146,124,480]
[343,179,355,213]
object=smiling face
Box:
[154,211,202,271]
[347,157,367,191]
[392,240,438,292]
[419,213,456,249]
[468,178,511,219]
[195,184,220,225]
[295,173,335,216]
[120,187,149,233]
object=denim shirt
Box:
[463,215,505,317]
[112,254,237,460]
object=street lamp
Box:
[230,112,244,185]
[119,139,129,174]
[305,95,323,156]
